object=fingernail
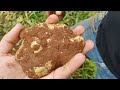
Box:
[46,14,59,24]
[15,23,24,29]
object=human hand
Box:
[0,14,94,79]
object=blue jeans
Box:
[71,11,117,79]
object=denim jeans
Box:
[71,11,117,79]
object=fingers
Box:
[82,40,94,55]
[52,53,85,79]
[61,53,85,78]
[45,14,59,24]
[46,15,85,35]
[73,25,85,35]
[72,25,94,55]
[0,23,24,54]
[47,11,65,21]
[41,26,94,79]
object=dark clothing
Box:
[97,11,120,78]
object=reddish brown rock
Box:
[15,23,85,79]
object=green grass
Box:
[69,58,97,79]
[0,11,99,79]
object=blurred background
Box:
[0,11,100,79]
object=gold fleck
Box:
[62,39,65,43]
[31,41,39,48]
[34,46,43,53]
[45,32,48,34]
[69,39,74,42]
[45,60,53,70]
[33,67,48,76]
[56,24,66,28]
[69,36,84,42]
[48,24,54,29]
[38,23,44,27]
[34,37,39,40]
[33,60,53,77]
[47,38,51,43]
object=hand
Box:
[0,14,94,79]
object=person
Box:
[71,11,120,79]
[0,14,94,79]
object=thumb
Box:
[53,53,86,79]
[0,23,24,55]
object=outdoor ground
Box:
[0,11,99,79]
